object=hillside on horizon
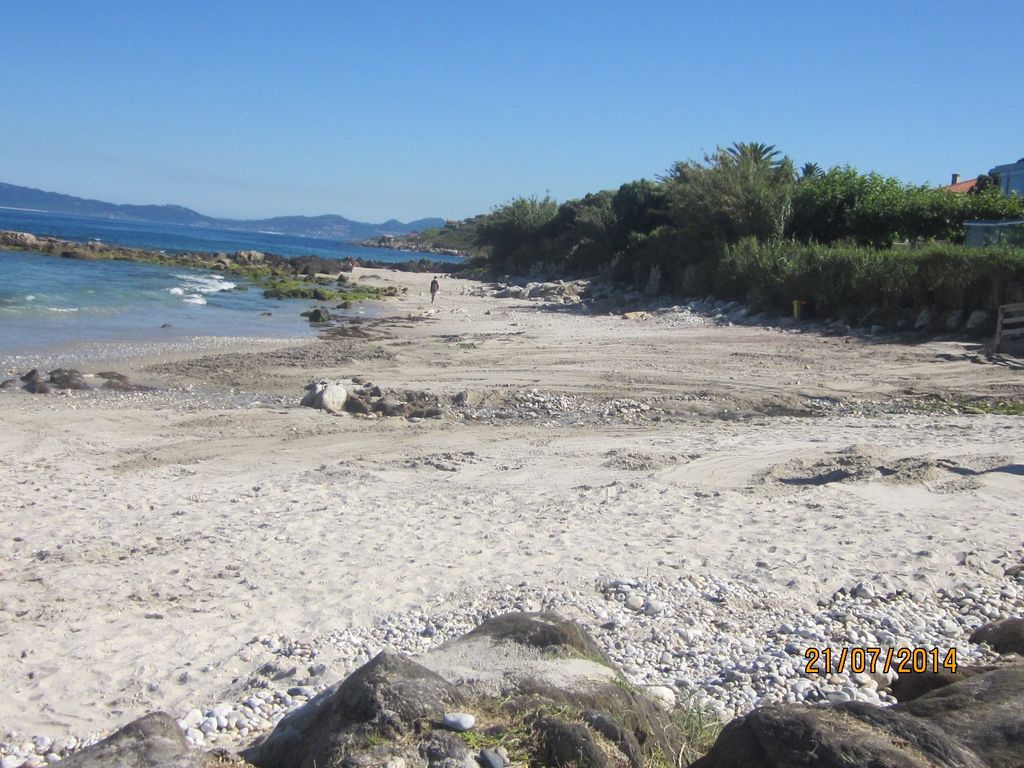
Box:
[0,181,444,240]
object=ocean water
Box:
[0,207,458,263]
[0,249,322,356]
[0,209,449,357]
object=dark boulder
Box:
[381,401,412,418]
[48,368,90,390]
[242,651,464,768]
[890,664,1000,702]
[901,665,1024,766]
[890,668,968,702]
[582,710,644,768]
[343,396,371,415]
[535,715,616,768]
[970,617,1024,655]
[24,379,51,394]
[301,307,332,323]
[466,612,610,663]
[20,368,42,383]
[690,701,980,768]
[692,665,1024,768]
[0,378,19,389]
[59,711,207,768]
[416,730,475,768]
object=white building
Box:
[990,158,1024,196]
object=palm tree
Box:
[799,162,823,180]
[725,142,782,168]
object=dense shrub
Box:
[790,167,1024,246]
[715,240,1024,320]
[469,143,1024,325]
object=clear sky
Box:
[2,1,1022,223]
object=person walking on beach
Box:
[430,277,440,304]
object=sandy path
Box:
[1,267,1022,741]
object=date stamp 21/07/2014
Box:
[804,646,958,675]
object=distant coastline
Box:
[354,234,471,259]
[0,180,445,240]
[0,229,462,279]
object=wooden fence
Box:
[995,302,1024,352]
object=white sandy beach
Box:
[1,267,1022,754]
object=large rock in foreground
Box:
[59,712,210,768]
[244,652,464,768]
[244,612,688,768]
[691,665,1024,768]
[970,616,1024,655]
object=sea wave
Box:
[173,273,236,293]
[182,294,207,305]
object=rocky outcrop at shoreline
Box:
[0,230,460,284]
[2,368,148,395]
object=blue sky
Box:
[3,1,1022,222]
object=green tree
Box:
[664,144,797,249]
[548,191,617,271]
[790,166,910,246]
[475,195,559,271]
[726,142,783,168]
[970,172,1000,195]
[611,179,670,250]
[799,162,823,180]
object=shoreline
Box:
[1,266,1022,763]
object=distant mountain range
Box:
[0,181,444,240]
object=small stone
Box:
[479,748,506,768]
[851,582,874,600]
[181,708,203,729]
[646,685,676,709]
[441,712,475,732]
[644,599,665,615]
[625,595,645,611]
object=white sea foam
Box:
[46,307,80,313]
[168,287,185,296]
[174,273,236,293]
[25,295,36,301]
[183,294,207,305]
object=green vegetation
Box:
[713,240,1024,322]
[468,143,1024,326]
[414,215,490,254]
[669,700,724,767]
[363,732,389,747]
[262,276,400,302]
[448,694,722,768]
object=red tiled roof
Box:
[941,178,978,193]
